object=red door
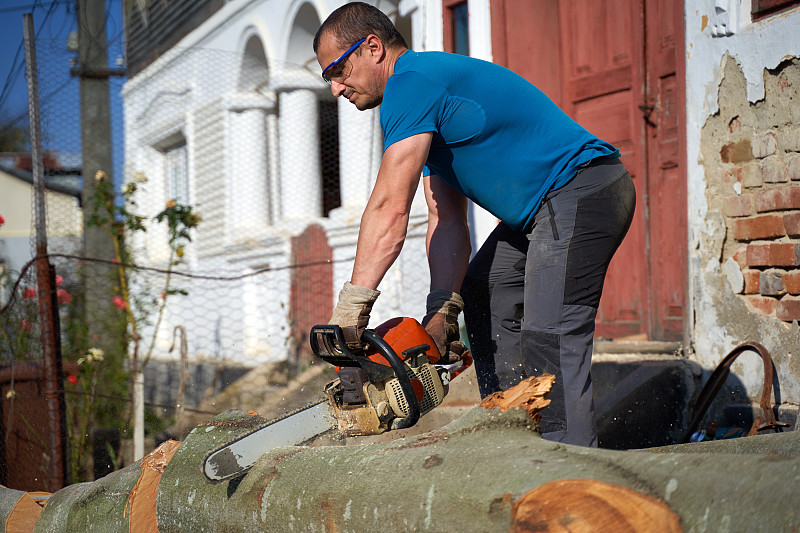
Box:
[490,0,686,341]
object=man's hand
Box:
[422,289,467,364]
[329,281,381,352]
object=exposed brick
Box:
[752,131,778,159]
[744,295,778,315]
[721,139,754,163]
[784,270,800,295]
[788,154,800,181]
[778,125,800,153]
[760,156,787,184]
[732,247,748,268]
[723,194,754,217]
[722,167,740,184]
[743,269,761,294]
[741,163,762,188]
[746,242,800,267]
[759,268,786,296]
[731,214,785,241]
[784,213,800,237]
[776,295,800,322]
[755,186,800,212]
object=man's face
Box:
[316,33,384,111]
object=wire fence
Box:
[0,34,430,486]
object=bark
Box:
[647,429,800,456]
[1,376,798,532]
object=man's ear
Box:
[364,34,385,62]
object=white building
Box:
[122,0,497,368]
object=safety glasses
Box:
[321,37,367,84]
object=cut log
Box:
[510,479,682,533]
[1,376,798,532]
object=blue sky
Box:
[1,0,126,179]
[0,0,124,155]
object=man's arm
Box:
[350,132,434,290]
[424,174,471,292]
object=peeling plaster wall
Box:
[686,1,800,409]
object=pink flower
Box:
[57,288,72,305]
[20,319,32,332]
[0,214,5,226]
[22,287,36,300]
[112,296,127,311]
[55,275,63,286]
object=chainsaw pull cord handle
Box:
[362,329,421,430]
[446,350,473,380]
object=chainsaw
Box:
[202,317,472,483]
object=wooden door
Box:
[489,0,686,341]
[643,0,686,341]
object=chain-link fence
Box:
[0,32,431,487]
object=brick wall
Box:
[722,128,800,322]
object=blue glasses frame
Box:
[321,37,367,84]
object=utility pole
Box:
[75,0,127,443]
[75,4,116,338]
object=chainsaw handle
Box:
[362,330,421,430]
[447,349,473,380]
[309,325,394,383]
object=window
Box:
[443,0,469,56]
[319,101,341,217]
[165,143,189,204]
[752,0,800,19]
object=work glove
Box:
[329,281,381,352]
[422,289,467,364]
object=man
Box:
[314,2,635,447]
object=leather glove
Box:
[422,289,467,364]
[329,281,380,352]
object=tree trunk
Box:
[2,377,798,532]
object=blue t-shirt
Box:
[381,51,619,231]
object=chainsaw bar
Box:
[202,398,337,483]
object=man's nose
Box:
[330,80,346,97]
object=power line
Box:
[0,1,61,14]
[0,0,63,110]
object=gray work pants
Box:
[461,157,635,447]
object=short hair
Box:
[313,2,408,54]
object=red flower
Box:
[22,287,36,300]
[0,214,5,226]
[112,296,127,311]
[67,374,79,385]
[55,275,63,286]
[57,288,72,305]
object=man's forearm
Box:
[349,132,433,291]
[351,204,410,290]
[427,215,471,293]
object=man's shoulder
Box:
[395,50,468,72]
